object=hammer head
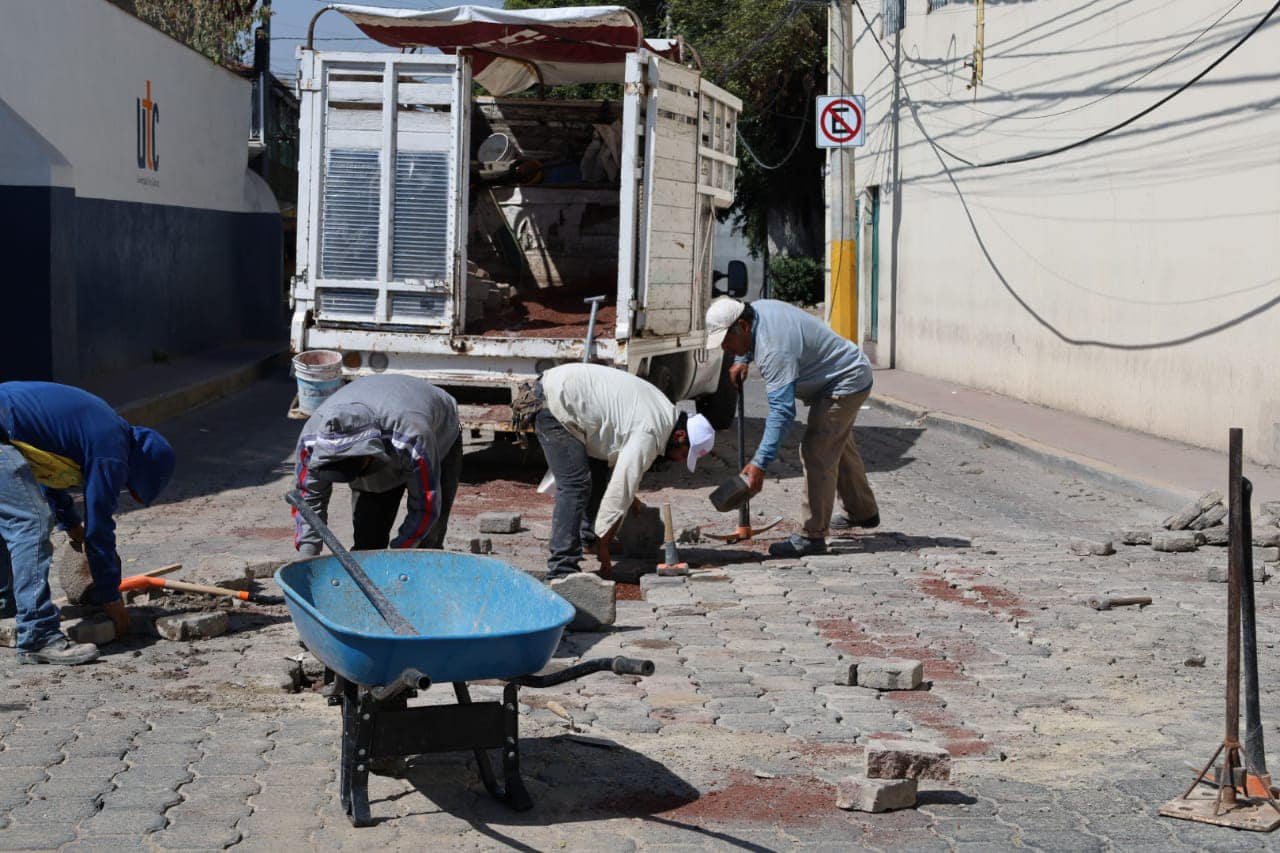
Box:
[583,295,607,306]
[1087,596,1111,610]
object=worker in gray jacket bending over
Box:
[705,297,879,558]
[292,375,462,555]
[516,363,715,578]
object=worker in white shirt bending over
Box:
[516,364,715,578]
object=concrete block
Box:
[477,512,521,534]
[1068,538,1114,556]
[1253,529,1280,548]
[1255,546,1280,563]
[835,775,917,812]
[530,522,553,541]
[550,573,616,631]
[1205,563,1266,584]
[1261,501,1280,518]
[865,738,952,781]
[1152,531,1197,552]
[1164,492,1222,530]
[469,537,493,555]
[243,560,282,580]
[1120,530,1152,546]
[155,611,229,641]
[0,619,16,648]
[833,661,858,686]
[615,505,664,558]
[1190,503,1228,530]
[1255,514,1280,529]
[1201,526,1229,546]
[857,659,923,691]
[65,616,115,646]
[55,539,95,606]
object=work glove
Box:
[298,543,322,558]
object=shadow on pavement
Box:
[829,532,971,552]
[393,734,757,847]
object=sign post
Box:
[815,94,866,149]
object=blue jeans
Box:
[534,408,608,578]
[0,444,61,649]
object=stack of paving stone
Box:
[1122,492,1280,580]
[836,739,952,812]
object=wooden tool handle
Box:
[661,503,675,542]
[132,563,182,580]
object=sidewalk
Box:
[869,367,1280,509]
[82,339,286,426]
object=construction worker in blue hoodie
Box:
[0,382,176,665]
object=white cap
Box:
[685,413,716,472]
[704,297,746,351]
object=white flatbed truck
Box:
[289,4,745,428]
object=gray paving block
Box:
[477,511,521,533]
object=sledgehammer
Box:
[657,503,689,577]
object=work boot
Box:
[17,633,100,666]
[830,512,880,531]
[768,534,828,558]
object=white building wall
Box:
[852,0,1280,464]
[0,0,270,213]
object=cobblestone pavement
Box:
[2,371,1278,850]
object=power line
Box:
[737,106,809,171]
[904,0,1247,123]
[853,0,1280,169]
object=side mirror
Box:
[713,259,748,298]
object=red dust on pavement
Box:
[659,772,842,826]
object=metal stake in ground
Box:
[1160,428,1280,830]
[285,490,417,636]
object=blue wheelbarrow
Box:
[278,494,654,827]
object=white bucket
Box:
[293,350,343,414]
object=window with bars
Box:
[882,0,904,36]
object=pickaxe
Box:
[705,382,782,544]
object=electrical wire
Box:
[854,0,1280,169]
[714,1,806,82]
[737,111,808,171]
[903,0,1247,123]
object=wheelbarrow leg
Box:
[452,682,533,811]
[339,682,374,827]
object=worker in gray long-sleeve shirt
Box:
[517,364,715,577]
[292,375,462,555]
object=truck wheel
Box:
[697,356,738,430]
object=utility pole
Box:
[825,0,858,342]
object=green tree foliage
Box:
[768,253,823,305]
[502,0,825,259]
[111,0,266,67]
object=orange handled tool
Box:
[119,575,251,601]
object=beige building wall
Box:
[851,0,1280,464]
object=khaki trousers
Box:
[799,389,878,538]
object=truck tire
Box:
[697,356,738,430]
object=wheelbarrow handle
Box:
[285,490,417,636]
[511,656,655,687]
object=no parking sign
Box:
[815,95,866,148]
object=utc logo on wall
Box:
[136,80,159,172]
